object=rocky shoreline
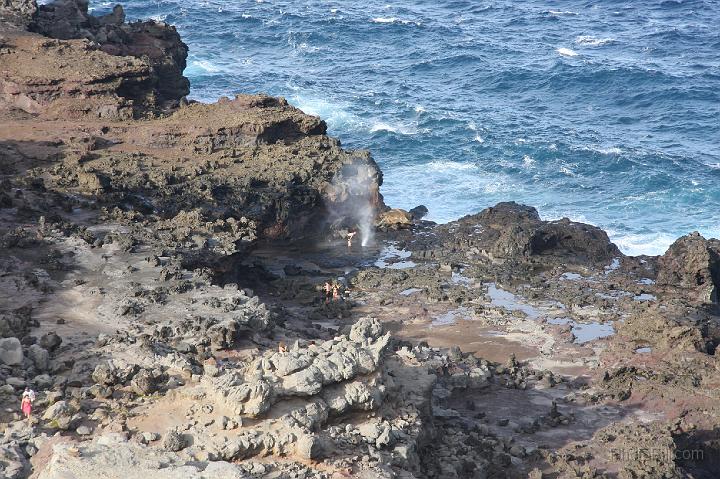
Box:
[2,1,720,478]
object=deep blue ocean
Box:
[92,0,720,255]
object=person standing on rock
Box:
[347,230,357,249]
[21,389,34,424]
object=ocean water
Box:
[92,0,720,256]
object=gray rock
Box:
[76,425,92,435]
[42,401,78,430]
[6,377,25,388]
[39,332,62,352]
[0,337,23,365]
[33,374,54,388]
[130,369,157,396]
[0,384,15,395]
[28,344,50,371]
[295,435,322,460]
[91,363,118,386]
[162,430,186,452]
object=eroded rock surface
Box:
[2,1,720,479]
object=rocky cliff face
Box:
[0,0,383,251]
[1,0,187,118]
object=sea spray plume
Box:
[324,159,384,247]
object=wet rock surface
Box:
[2,2,720,479]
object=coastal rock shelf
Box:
[1,0,720,478]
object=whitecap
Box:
[584,146,622,155]
[557,47,579,57]
[559,165,576,176]
[608,232,676,256]
[426,160,477,172]
[522,155,535,167]
[547,10,578,15]
[474,134,484,143]
[293,41,319,53]
[190,59,221,73]
[289,94,362,131]
[575,35,615,46]
[369,121,418,135]
[371,17,420,25]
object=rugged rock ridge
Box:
[1,0,383,248]
[1,0,187,118]
[0,0,36,28]
[408,201,621,267]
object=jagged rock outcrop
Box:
[0,0,35,29]
[32,0,189,108]
[0,443,30,479]
[479,202,621,264]
[1,0,188,118]
[657,232,720,303]
[412,201,621,266]
[204,317,390,417]
[37,433,266,479]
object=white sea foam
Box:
[608,232,676,256]
[593,146,622,155]
[474,134,484,143]
[190,60,221,73]
[557,47,579,57]
[575,35,615,46]
[371,17,420,25]
[426,160,477,172]
[290,94,361,131]
[369,121,418,135]
[559,165,576,176]
[522,155,535,167]
[547,10,578,16]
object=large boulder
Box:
[479,202,620,265]
[39,332,62,352]
[0,337,23,365]
[0,306,32,338]
[28,344,50,371]
[130,369,158,396]
[376,209,412,230]
[42,400,79,429]
[657,232,720,303]
[162,430,186,452]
